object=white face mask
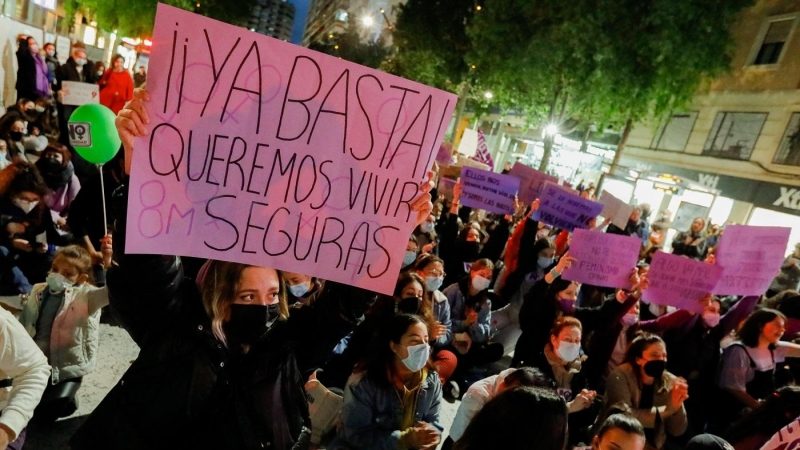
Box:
[701,311,721,328]
[399,342,430,372]
[35,106,45,113]
[420,221,434,233]
[29,44,39,54]
[12,197,38,214]
[471,275,491,292]
[425,276,443,292]
[46,50,55,57]
[75,58,87,66]
[556,341,581,362]
[47,272,74,293]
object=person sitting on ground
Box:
[591,411,646,450]
[335,314,442,450]
[35,145,80,231]
[721,385,800,450]
[283,271,324,307]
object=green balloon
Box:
[67,103,122,165]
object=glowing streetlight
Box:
[484,92,493,99]
[544,124,559,136]
[361,16,374,27]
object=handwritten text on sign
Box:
[458,167,520,215]
[643,251,722,314]
[125,4,456,294]
[759,415,800,450]
[714,225,791,296]
[562,229,641,289]
[61,81,99,106]
[532,182,603,232]
[508,162,559,204]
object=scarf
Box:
[36,158,74,190]
[544,343,582,390]
[33,53,50,96]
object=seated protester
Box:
[14,243,111,421]
[764,290,800,339]
[319,272,455,391]
[0,119,28,163]
[0,162,71,285]
[663,294,759,433]
[35,145,80,230]
[590,411,646,450]
[596,334,689,450]
[452,386,568,450]
[0,305,50,450]
[477,213,511,263]
[401,235,419,272]
[712,309,800,431]
[513,254,646,369]
[447,367,553,444]
[767,243,800,298]
[671,217,707,260]
[413,255,458,392]
[494,202,556,356]
[413,213,438,256]
[335,314,442,450]
[0,141,12,171]
[583,293,695,391]
[685,435,734,450]
[283,271,324,308]
[442,259,504,374]
[722,386,800,450]
[21,119,48,158]
[439,183,481,287]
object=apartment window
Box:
[750,15,798,66]
[773,113,800,166]
[702,112,767,160]
[651,112,697,152]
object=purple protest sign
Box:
[437,177,456,199]
[508,162,559,204]
[125,5,457,295]
[459,167,520,215]
[532,182,603,231]
[562,229,641,288]
[643,251,722,313]
[714,225,791,296]
[436,142,454,166]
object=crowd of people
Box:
[0,76,796,450]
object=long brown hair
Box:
[198,261,289,347]
[368,272,436,336]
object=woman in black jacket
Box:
[15,36,50,102]
[672,217,707,260]
[70,89,434,450]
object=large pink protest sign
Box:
[714,225,791,296]
[532,182,603,232]
[562,229,641,289]
[643,251,722,314]
[508,162,559,204]
[125,4,457,295]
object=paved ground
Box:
[24,318,461,449]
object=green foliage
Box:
[308,28,391,70]
[64,0,256,37]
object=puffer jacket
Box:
[70,184,377,450]
[17,283,108,384]
[335,370,442,450]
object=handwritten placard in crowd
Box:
[598,191,634,230]
[437,177,456,199]
[508,162,559,204]
[532,182,603,232]
[644,251,722,314]
[458,167,520,215]
[759,415,800,450]
[61,81,99,106]
[714,225,791,296]
[125,4,456,295]
[562,229,641,288]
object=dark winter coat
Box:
[71,184,377,450]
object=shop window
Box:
[702,112,767,161]
[773,112,800,166]
[749,16,797,66]
[748,207,800,256]
[651,112,697,152]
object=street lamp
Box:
[361,16,374,27]
[545,124,559,136]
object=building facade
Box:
[302,0,403,46]
[302,0,349,47]
[246,0,295,42]
[610,0,800,246]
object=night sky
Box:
[290,0,311,44]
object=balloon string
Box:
[99,164,108,237]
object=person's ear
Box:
[592,435,600,449]
[389,341,399,357]
[76,273,89,285]
[550,334,559,349]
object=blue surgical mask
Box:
[288,282,310,298]
[402,251,417,267]
[420,222,434,233]
[538,256,554,269]
[425,276,443,292]
[400,342,430,372]
[471,275,491,292]
[556,341,581,362]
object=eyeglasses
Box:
[426,270,446,278]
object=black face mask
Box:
[9,131,22,142]
[397,296,422,315]
[461,241,481,261]
[643,360,666,378]
[39,158,61,172]
[225,304,280,344]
